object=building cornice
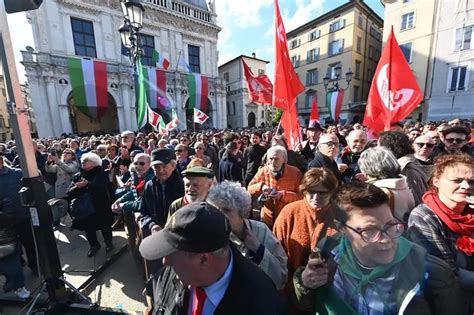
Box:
[218,55,270,69]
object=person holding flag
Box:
[299,96,324,161]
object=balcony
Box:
[144,0,212,23]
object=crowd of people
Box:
[0,117,473,314]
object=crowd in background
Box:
[0,117,473,314]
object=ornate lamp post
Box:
[118,0,145,69]
[322,65,353,92]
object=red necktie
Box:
[192,287,206,315]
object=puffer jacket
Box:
[45,159,79,198]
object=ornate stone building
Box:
[21,0,226,138]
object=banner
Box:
[242,59,273,104]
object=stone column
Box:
[58,103,73,134]
[27,75,54,137]
[44,76,63,136]
[119,74,132,131]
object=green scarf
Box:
[313,236,413,315]
[338,236,413,294]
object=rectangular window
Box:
[188,45,200,73]
[71,17,97,58]
[328,63,341,80]
[374,49,381,60]
[355,60,361,79]
[291,55,300,67]
[354,86,360,102]
[308,29,321,41]
[356,36,362,53]
[306,69,318,86]
[400,12,415,31]
[140,34,155,67]
[223,72,229,82]
[306,48,320,63]
[454,26,473,51]
[329,19,346,33]
[0,117,4,128]
[449,66,468,91]
[367,69,373,82]
[305,94,315,108]
[368,45,374,59]
[328,39,344,56]
[399,42,413,63]
[358,15,364,28]
[290,39,301,49]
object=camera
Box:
[72,173,84,183]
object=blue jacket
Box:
[0,165,30,222]
[139,170,184,231]
[115,168,154,213]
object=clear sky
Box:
[6,0,384,83]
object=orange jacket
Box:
[248,164,303,228]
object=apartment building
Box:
[383,0,473,121]
[287,0,383,125]
[218,54,270,128]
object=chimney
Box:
[252,52,256,59]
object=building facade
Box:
[0,73,13,142]
[218,54,269,128]
[21,0,226,138]
[382,0,473,121]
[287,0,383,126]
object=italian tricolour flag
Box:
[68,58,108,119]
[142,67,167,110]
[187,74,208,112]
[325,90,344,122]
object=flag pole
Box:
[387,27,394,129]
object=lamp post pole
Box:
[118,0,145,130]
[323,65,353,123]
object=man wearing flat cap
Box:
[168,166,214,217]
[139,202,287,315]
[139,149,184,236]
[299,121,324,161]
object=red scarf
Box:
[135,178,146,195]
[423,190,474,255]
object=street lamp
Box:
[118,0,145,68]
[323,65,353,92]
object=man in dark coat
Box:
[308,133,345,184]
[139,202,287,315]
[139,149,184,234]
[243,132,267,186]
[299,121,324,161]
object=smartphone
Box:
[309,247,322,260]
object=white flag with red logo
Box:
[193,108,209,124]
[166,109,179,130]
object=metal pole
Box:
[0,1,66,301]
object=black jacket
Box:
[218,152,244,183]
[67,166,113,231]
[308,151,345,183]
[139,170,184,231]
[0,198,17,246]
[151,244,287,315]
[243,144,266,185]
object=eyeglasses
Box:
[134,161,146,166]
[196,147,204,150]
[320,141,339,148]
[307,190,330,198]
[414,142,435,149]
[344,222,405,243]
[175,149,184,153]
[445,138,465,144]
[180,138,188,142]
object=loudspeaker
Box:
[4,0,43,13]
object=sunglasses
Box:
[445,138,465,144]
[320,141,339,147]
[414,143,435,148]
[134,161,146,166]
[196,147,204,150]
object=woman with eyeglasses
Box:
[273,167,338,313]
[408,154,474,311]
[45,148,80,200]
[293,182,465,315]
[190,141,212,169]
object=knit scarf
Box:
[423,190,474,255]
[337,236,413,294]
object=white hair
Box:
[80,152,102,167]
[134,153,151,163]
[207,181,252,218]
[358,147,401,180]
[267,145,288,163]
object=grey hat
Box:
[181,166,215,178]
[150,148,175,166]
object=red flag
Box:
[242,59,273,104]
[273,0,305,149]
[309,95,320,125]
[363,27,423,134]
